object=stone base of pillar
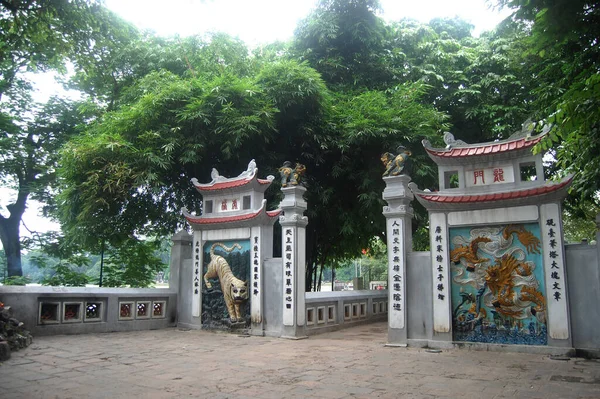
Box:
[281,335,309,340]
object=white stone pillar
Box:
[249,222,275,336]
[540,203,571,342]
[170,230,192,295]
[171,230,192,327]
[382,175,414,346]
[279,185,308,339]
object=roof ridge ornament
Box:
[194,159,259,187]
[443,132,468,149]
[238,159,257,179]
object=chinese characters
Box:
[390,220,402,312]
[546,218,562,302]
[465,165,514,187]
[434,225,446,301]
[283,228,294,325]
[252,235,260,297]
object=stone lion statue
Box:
[279,161,306,187]
[381,147,412,177]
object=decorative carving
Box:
[450,224,548,345]
[238,159,257,179]
[443,132,467,148]
[381,146,412,177]
[450,236,492,272]
[201,159,258,185]
[204,242,248,323]
[279,214,309,225]
[279,161,306,187]
[383,205,412,215]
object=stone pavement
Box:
[1,322,599,399]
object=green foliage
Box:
[41,264,90,287]
[293,0,388,89]
[359,237,388,282]
[100,238,165,288]
[8,0,589,291]
[563,202,600,244]
[0,0,137,276]
[495,0,600,205]
[2,275,31,286]
[58,68,279,248]
[23,232,92,286]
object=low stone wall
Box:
[565,242,600,356]
[304,290,388,335]
[406,245,600,355]
[0,286,177,336]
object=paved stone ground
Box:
[1,322,599,399]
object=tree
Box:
[293,0,390,89]
[58,16,449,291]
[292,1,455,289]
[494,0,600,204]
[0,96,91,276]
[383,17,533,143]
[100,238,164,288]
[0,0,135,276]
[60,0,555,292]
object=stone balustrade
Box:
[0,286,176,336]
[304,290,388,335]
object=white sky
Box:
[105,0,511,43]
[2,0,512,242]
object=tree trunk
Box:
[317,259,324,291]
[0,186,29,278]
[0,216,23,277]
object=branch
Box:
[21,220,45,248]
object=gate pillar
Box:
[382,175,414,346]
[279,185,309,339]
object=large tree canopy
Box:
[5,0,595,288]
[495,0,600,203]
[58,19,449,290]
[0,0,137,277]
[56,0,551,290]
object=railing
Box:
[0,286,177,336]
[304,290,388,335]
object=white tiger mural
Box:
[204,242,248,322]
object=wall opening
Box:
[519,162,537,181]
[444,170,460,189]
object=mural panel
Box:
[202,240,251,330]
[450,223,547,345]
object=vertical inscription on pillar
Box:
[387,218,404,329]
[540,203,569,340]
[283,227,295,326]
[192,236,202,317]
[430,213,450,333]
[251,230,262,324]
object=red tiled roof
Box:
[415,177,572,204]
[185,208,281,225]
[194,177,272,192]
[425,135,544,158]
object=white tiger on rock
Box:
[204,242,248,322]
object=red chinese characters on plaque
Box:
[217,198,242,212]
[493,168,505,183]
[473,170,485,185]
[466,165,514,188]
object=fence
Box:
[0,286,176,336]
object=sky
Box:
[104,0,511,44]
[2,0,513,241]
